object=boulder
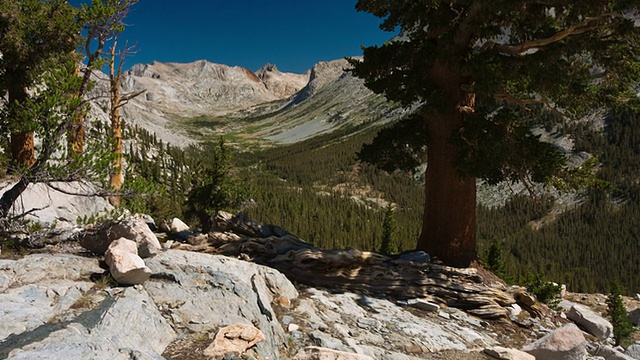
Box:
[484,346,535,360]
[626,344,640,360]
[594,345,636,360]
[0,254,101,343]
[5,287,175,359]
[293,346,374,360]
[0,181,112,228]
[79,215,161,258]
[144,250,298,359]
[169,217,189,233]
[522,323,588,360]
[628,308,640,326]
[104,238,151,285]
[203,323,265,357]
[567,304,613,340]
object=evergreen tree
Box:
[350,0,640,266]
[607,280,634,346]
[483,239,508,281]
[0,0,80,169]
[380,204,398,255]
[185,139,247,231]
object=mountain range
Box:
[92,58,410,148]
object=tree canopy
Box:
[351,1,640,266]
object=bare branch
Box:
[7,206,49,221]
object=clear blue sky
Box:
[69,0,394,74]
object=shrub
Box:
[524,273,562,307]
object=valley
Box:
[104,57,640,295]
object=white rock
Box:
[595,345,636,360]
[484,346,535,360]
[169,217,190,232]
[79,215,161,258]
[6,287,175,359]
[507,303,522,318]
[411,298,439,312]
[522,323,588,360]
[0,181,112,228]
[104,238,151,285]
[567,304,613,340]
[626,344,640,360]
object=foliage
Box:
[481,239,508,281]
[352,0,640,177]
[184,139,249,231]
[379,204,399,255]
[0,0,81,169]
[357,114,427,174]
[350,0,640,263]
[523,273,562,307]
[121,125,248,230]
[607,280,634,346]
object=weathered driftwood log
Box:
[176,211,521,319]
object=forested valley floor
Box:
[124,108,640,295]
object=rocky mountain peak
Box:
[291,58,351,103]
[257,63,279,73]
[255,62,310,99]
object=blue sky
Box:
[69,0,394,74]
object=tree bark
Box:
[68,62,85,155]
[416,62,477,267]
[108,43,123,207]
[9,131,35,170]
[0,175,30,219]
[7,79,35,170]
[417,112,477,267]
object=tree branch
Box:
[484,12,616,56]
[493,93,567,117]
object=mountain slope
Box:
[93,58,406,148]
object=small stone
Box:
[170,217,190,233]
[412,298,439,312]
[203,324,265,358]
[484,346,535,360]
[288,323,300,332]
[438,311,450,319]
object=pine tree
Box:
[351,0,640,266]
[380,204,398,255]
[607,280,634,346]
[484,239,508,281]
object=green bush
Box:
[524,273,562,307]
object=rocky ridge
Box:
[1,183,640,359]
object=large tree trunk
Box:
[417,112,477,267]
[416,61,477,267]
